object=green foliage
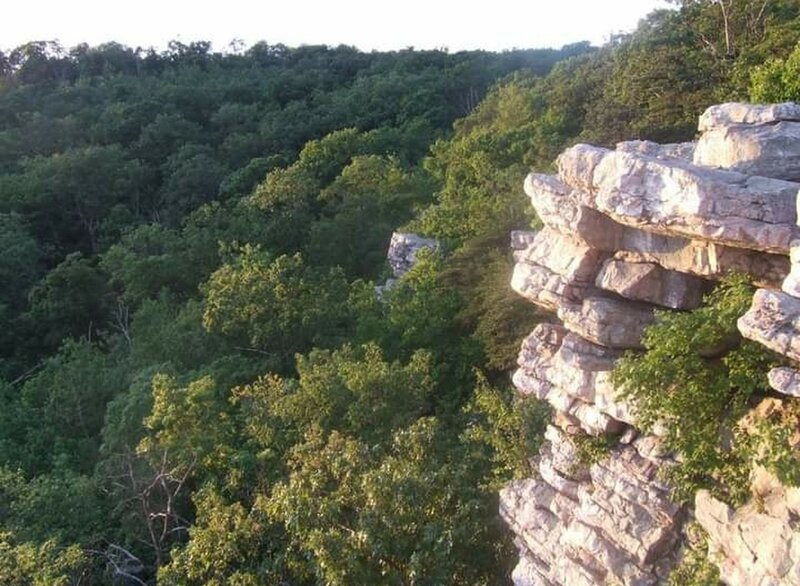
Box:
[411,75,543,245]
[278,344,432,444]
[570,433,617,469]
[0,214,42,376]
[383,249,465,353]
[0,145,149,254]
[668,549,721,586]
[2,339,129,475]
[0,34,569,583]
[218,155,285,198]
[140,373,236,478]
[0,40,583,578]
[202,247,357,364]
[25,253,113,352]
[158,145,229,223]
[102,200,266,307]
[99,366,165,460]
[668,524,721,586]
[306,154,433,279]
[463,372,550,485]
[0,532,90,586]
[743,398,800,487]
[580,14,719,144]
[231,343,433,477]
[750,42,800,101]
[378,249,486,412]
[129,297,232,373]
[267,418,511,586]
[440,233,541,371]
[157,488,287,586]
[247,166,318,253]
[0,214,41,310]
[101,224,190,305]
[160,344,515,584]
[135,113,204,166]
[0,467,105,545]
[612,274,780,504]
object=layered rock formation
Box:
[694,461,800,585]
[502,102,800,585]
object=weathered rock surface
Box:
[595,259,707,309]
[695,119,800,181]
[500,426,682,586]
[612,233,789,287]
[524,171,790,288]
[511,230,538,251]
[511,228,607,311]
[738,289,800,362]
[697,102,800,132]
[782,240,800,298]
[617,140,696,162]
[513,325,633,434]
[558,143,798,254]
[524,173,624,250]
[768,367,800,398]
[696,481,800,586]
[558,297,655,350]
[513,324,566,402]
[376,232,439,298]
[505,103,800,586]
[513,325,628,435]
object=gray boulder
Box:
[738,289,800,362]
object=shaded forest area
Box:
[1,0,800,583]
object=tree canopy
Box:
[1,2,799,581]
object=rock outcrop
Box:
[503,102,800,585]
[385,232,439,278]
[375,232,439,297]
[694,468,800,586]
[500,426,681,586]
[694,102,800,181]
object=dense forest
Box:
[1,0,800,583]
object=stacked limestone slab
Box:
[502,102,800,585]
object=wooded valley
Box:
[1,1,800,583]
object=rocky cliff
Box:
[502,102,800,585]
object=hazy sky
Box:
[4,0,671,53]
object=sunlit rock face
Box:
[695,397,800,586]
[500,425,681,586]
[739,289,800,362]
[503,102,800,585]
[694,102,800,181]
[557,143,798,254]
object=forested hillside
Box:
[1,1,800,583]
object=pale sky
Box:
[3,0,672,53]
